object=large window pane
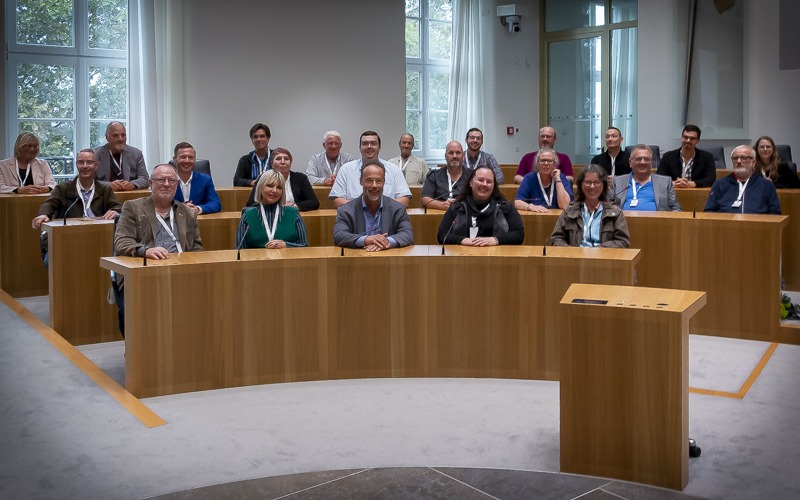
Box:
[428,72,449,111]
[545,0,605,32]
[407,112,421,142]
[406,19,420,58]
[406,71,421,111]
[88,0,128,50]
[548,37,601,164]
[611,28,638,146]
[16,0,74,47]
[89,65,127,119]
[428,111,448,151]
[611,0,637,23]
[428,20,452,60]
[17,63,75,119]
[428,0,452,21]
[406,0,420,17]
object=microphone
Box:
[141,244,148,266]
[423,191,454,214]
[236,222,250,261]
[609,178,631,209]
[692,190,714,218]
[63,196,81,225]
[439,209,462,255]
[542,234,551,256]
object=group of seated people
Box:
[5,121,793,261]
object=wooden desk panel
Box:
[44,219,121,344]
[0,194,49,296]
[101,246,640,397]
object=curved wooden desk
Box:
[100,246,640,397]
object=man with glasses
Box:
[656,124,716,188]
[115,164,204,259]
[515,126,574,184]
[32,149,122,266]
[306,130,355,186]
[329,130,411,208]
[704,145,781,214]
[609,144,681,211]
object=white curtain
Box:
[448,0,484,143]
[610,28,638,145]
[129,0,186,170]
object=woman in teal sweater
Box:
[236,170,307,248]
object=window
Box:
[5,0,131,181]
[542,0,637,164]
[405,0,452,159]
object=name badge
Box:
[732,200,742,208]
[629,199,639,207]
[469,227,479,239]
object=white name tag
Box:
[732,200,742,208]
[629,199,638,207]
[469,227,479,239]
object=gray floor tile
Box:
[435,467,609,500]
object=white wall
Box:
[181,0,406,186]
[639,0,800,159]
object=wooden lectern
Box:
[559,283,706,490]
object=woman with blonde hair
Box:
[236,169,307,249]
[0,132,56,194]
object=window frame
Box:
[4,0,131,180]
[406,0,452,161]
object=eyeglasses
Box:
[151,177,178,185]
[538,158,555,164]
[632,157,652,163]
[731,156,755,162]
[583,181,603,187]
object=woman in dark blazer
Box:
[245,147,319,210]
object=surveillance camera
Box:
[505,15,521,33]
[497,5,527,33]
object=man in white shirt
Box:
[329,130,412,208]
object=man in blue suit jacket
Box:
[333,161,414,251]
[171,142,221,214]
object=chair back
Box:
[699,146,726,169]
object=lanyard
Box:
[681,155,695,179]
[631,177,650,200]
[78,181,95,217]
[399,158,409,173]
[254,151,270,174]
[536,173,554,207]
[156,207,183,253]
[110,153,123,177]
[447,170,460,197]
[15,159,31,186]
[609,153,617,177]
[324,155,340,176]
[259,203,281,244]
[468,152,482,168]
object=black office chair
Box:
[776,145,796,173]
[168,159,212,176]
[700,146,726,169]
[624,145,661,169]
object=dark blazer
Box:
[37,178,122,219]
[609,173,681,211]
[333,195,414,248]
[245,171,319,211]
[233,149,274,186]
[173,171,222,214]
[656,148,716,188]
[114,197,204,257]
[94,144,149,189]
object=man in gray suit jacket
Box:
[609,144,681,211]
[333,160,414,251]
[94,122,149,191]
